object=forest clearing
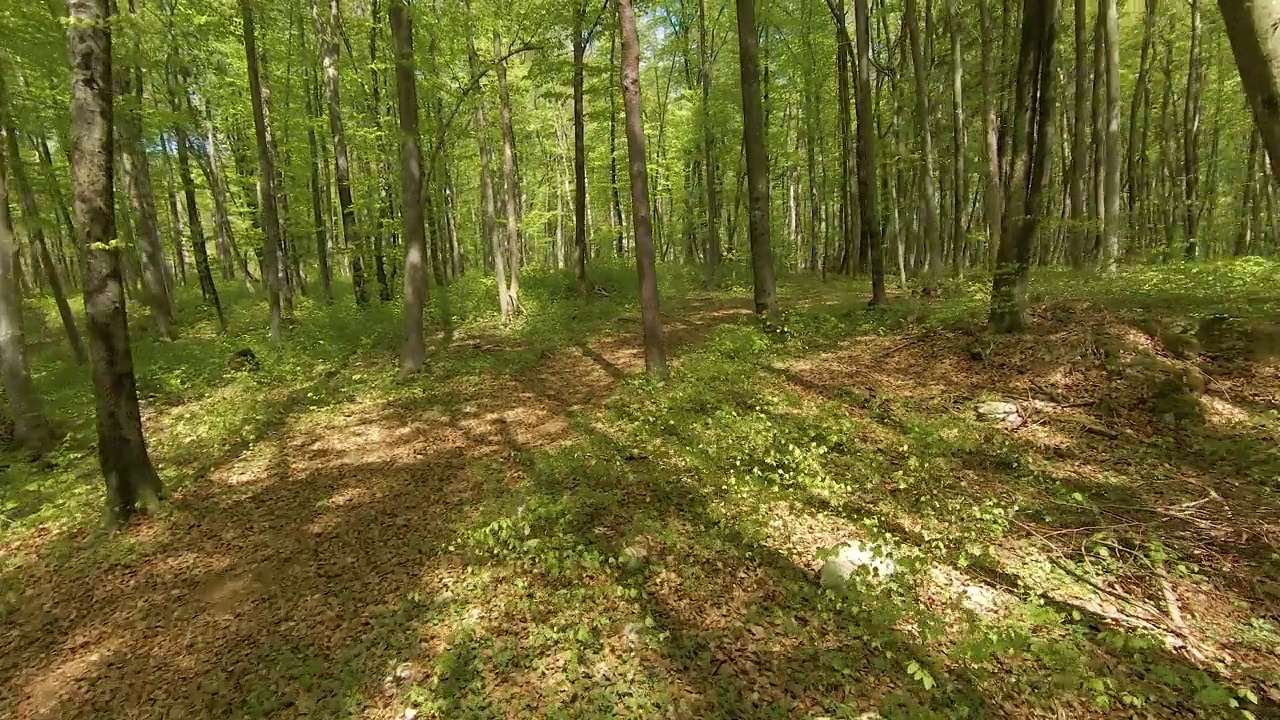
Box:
[2,0,1280,716]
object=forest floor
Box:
[2,260,1279,720]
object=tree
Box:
[68,0,163,525]
[903,0,943,287]
[240,0,285,345]
[618,0,667,378]
[699,0,720,284]
[391,0,429,376]
[310,0,367,305]
[465,1,511,322]
[1,73,86,362]
[990,0,1059,331]
[1218,0,1280,178]
[0,109,54,455]
[1102,0,1121,270]
[495,32,522,313]
[1183,0,1203,259]
[853,0,886,303]
[735,0,778,318]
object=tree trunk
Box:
[904,0,943,287]
[495,32,522,312]
[1237,128,1260,255]
[306,68,333,302]
[202,108,238,285]
[1102,0,1121,270]
[160,133,187,286]
[978,0,1003,267]
[618,0,668,378]
[946,0,967,274]
[167,65,226,331]
[0,113,53,454]
[572,2,589,291]
[736,0,779,317]
[1,77,86,362]
[853,0,886,303]
[990,0,1059,332]
[390,0,430,375]
[69,0,162,525]
[1183,0,1203,259]
[240,0,285,344]
[610,28,626,258]
[699,0,720,284]
[1218,0,1280,178]
[310,0,367,305]
[116,0,174,338]
[1068,0,1089,268]
[1125,0,1158,221]
[465,2,510,321]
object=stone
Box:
[820,542,896,590]
[976,401,1023,429]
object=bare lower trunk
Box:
[1102,0,1121,270]
[1218,0,1280,178]
[618,0,667,378]
[69,0,162,525]
[391,0,429,375]
[466,2,509,321]
[0,117,53,453]
[1,76,86,362]
[1182,0,1203,260]
[495,32,522,313]
[736,0,778,317]
[240,0,285,344]
[990,0,1059,332]
[853,0,886,303]
[904,0,943,286]
[311,0,366,305]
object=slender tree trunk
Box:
[1,79,86,362]
[1126,0,1158,221]
[305,68,333,302]
[904,0,943,287]
[1068,0,1089,268]
[36,138,80,286]
[736,0,779,317]
[116,0,174,337]
[240,0,285,344]
[851,0,886,302]
[618,0,667,378]
[1102,0,1121,270]
[167,67,226,331]
[1218,0,1280,178]
[0,112,53,453]
[833,5,855,277]
[573,3,590,291]
[978,0,1002,267]
[465,8,509,321]
[160,134,187,286]
[390,0,430,375]
[495,32,522,313]
[1237,128,1260,255]
[69,0,162,525]
[990,0,1059,332]
[699,0,720,284]
[310,0,366,305]
[610,29,626,258]
[1183,0,1203,259]
[202,109,237,284]
[946,0,967,274]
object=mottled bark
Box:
[495,32,521,311]
[69,0,162,525]
[736,0,778,318]
[240,0,285,344]
[618,0,668,377]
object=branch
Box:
[584,0,611,44]
[426,43,540,168]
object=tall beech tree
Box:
[68,0,163,525]
[618,0,668,377]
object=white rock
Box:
[399,709,419,720]
[976,401,1023,428]
[820,542,897,589]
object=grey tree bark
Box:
[69,0,163,525]
[619,0,668,377]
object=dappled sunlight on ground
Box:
[3,268,1280,718]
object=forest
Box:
[1,0,1279,716]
